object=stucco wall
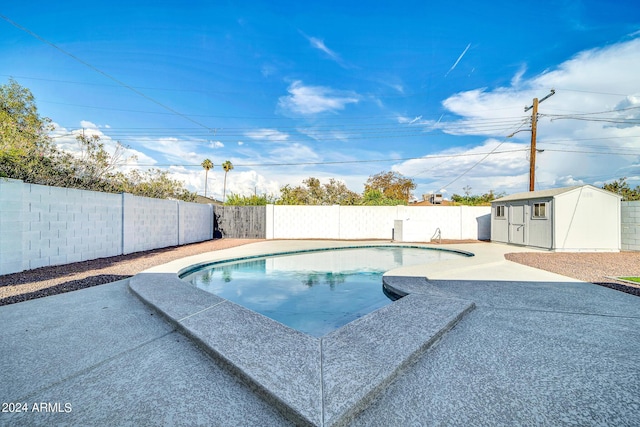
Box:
[0,179,213,275]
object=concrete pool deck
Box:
[1,241,639,426]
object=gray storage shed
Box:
[491,185,621,252]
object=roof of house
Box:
[492,184,620,203]
[195,195,223,205]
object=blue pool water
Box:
[181,246,466,337]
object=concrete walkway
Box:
[1,241,639,426]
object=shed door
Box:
[508,204,526,245]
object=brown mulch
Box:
[505,251,640,296]
[0,239,262,306]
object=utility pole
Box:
[525,89,555,191]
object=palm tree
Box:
[201,159,213,198]
[222,160,234,203]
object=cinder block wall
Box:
[0,180,214,275]
[122,194,179,254]
[0,179,123,273]
[180,201,214,244]
[621,201,640,251]
[0,179,26,274]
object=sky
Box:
[1,1,640,201]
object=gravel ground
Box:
[0,238,262,306]
[505,251,640,296]
[1,240,639,306]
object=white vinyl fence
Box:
[265,204,491,241]
[0,179,213,275]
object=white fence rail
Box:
[0,179,213,275]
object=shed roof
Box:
[492,184,619,203]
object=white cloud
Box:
[296,126,350,143]
[278,81,360,115]
[133,136,210,166]
[301,32,352,68]
[445,43,471,77]
[79,120,98,129]
[510,64,527,87]
[244,128,290,142]
[210,140,224,148]
[268,143,320,163]
[421,37,640,193]
[309,37,340,61]
[50,122,152,170]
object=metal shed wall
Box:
[553,187,620,251]
[491,185,620,252]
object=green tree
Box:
[451,190,503,206]
[277,183,308,205]
[364,171,416,203]
[225,193,274,205]
[222,160,234,203]
[0,78,57,182]
[275,177,361,205]
[116,168,196,201]
[360,188,406,206]
[1,80,196,201]
[603,177,640,201]
[68,133,132,192]
[201,159,213,198]
[323,178,361,205]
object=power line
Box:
[543,148,640,156]
[555,88,632,97]
[0,14,217,132]
[118,149,529,168]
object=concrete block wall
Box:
[180,201,213,245]
[0,180,214,275]
[0,179,26,274]
[30,184,123,267]
[122,194,179,254]
[265,205,492,241]
[621,201,640,251]
[0,179,123,274]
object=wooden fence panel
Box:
[214,206,266,238]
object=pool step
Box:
[130,273,475,427]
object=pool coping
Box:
[128,243,476,427]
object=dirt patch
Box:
[505,251,640,296]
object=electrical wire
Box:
[0,14,218,132]
[435,118,534,189]
[115,148,529,168]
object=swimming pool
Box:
[180,246,467,336]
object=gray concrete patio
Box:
[1,241,639,426]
